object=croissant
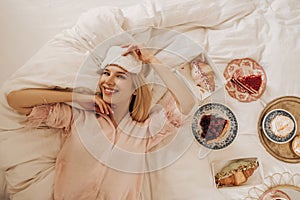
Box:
[215,159,259,188]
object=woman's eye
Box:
[117,75,127,79]
[103,71,110,76]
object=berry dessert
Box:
[223,58,266,102]
[231,74,262,94]
[199,114,229,144]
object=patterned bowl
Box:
[262,109,297,144]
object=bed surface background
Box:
[0,0,140,86]
[1,0,299,199]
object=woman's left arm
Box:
[123,45,196,115]
[148,57,196,115]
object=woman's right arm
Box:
[7,89,74,115]
[6,88,113,115]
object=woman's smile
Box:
[102,86,119,96]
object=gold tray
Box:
[257,96,300,163]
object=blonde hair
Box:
[130,74,152,122]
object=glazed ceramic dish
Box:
[223,58,267,102]
[192,103,238,150]
[262,109,297,144]
[259,189,291,200]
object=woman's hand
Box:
[121,44,154,64]
[93,95,114,115]
[73,93,113,115]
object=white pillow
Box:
[2,7,126,94]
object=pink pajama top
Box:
[26,102,188,200]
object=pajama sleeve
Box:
[147,96,194,150]
[24,103,74,133]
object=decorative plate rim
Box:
[262,109,297,144]
[191,102,238,150]
[223,57,267,102]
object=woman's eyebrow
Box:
[116,71,127,74]
[104,69,129,76]
[116,71,129,76]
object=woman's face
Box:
[98,65,135,105]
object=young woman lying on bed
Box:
[6,44,195,200]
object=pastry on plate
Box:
[199,114,229,144]
[223,57,266,102]
[230,74,262,94]
[191,60,215,92]
[215,159,259,188]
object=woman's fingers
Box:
[95,98,107,114]
[73,93,114,115]
[121,44,153,63]
[107,105,114,115]
[94,96,113,115]
[133,49,142,58]
[121,44,139,56]
[96,102,105,114]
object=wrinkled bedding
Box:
[1,0,300,199]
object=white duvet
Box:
[1,0,300,199]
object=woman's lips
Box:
[102,86,118,96]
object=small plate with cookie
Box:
[191,103,238,150]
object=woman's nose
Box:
[105,75,115,85]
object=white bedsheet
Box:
[0,0,300,199]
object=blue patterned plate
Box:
[262,109,297,144]
[191,103,238,150]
